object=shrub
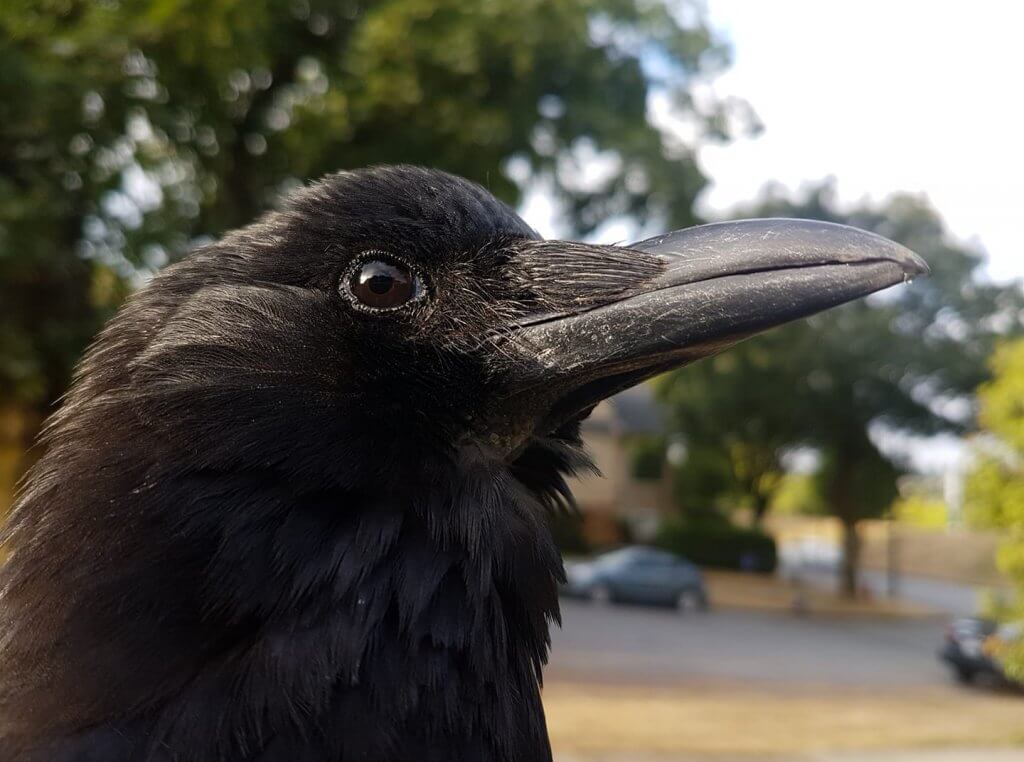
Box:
[547,512,590,557]
[655,520,777,573]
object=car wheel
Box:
[953,665,975,684]
[590,584,612,605]
[676,588,706,613]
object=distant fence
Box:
[769,515,1004,587]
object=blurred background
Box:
[1,1,1022,760]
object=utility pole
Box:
[886,506,901,599]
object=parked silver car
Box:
[561,547,708,611]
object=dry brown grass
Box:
[544,681,1024,757]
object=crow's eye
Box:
[345,258,422,311]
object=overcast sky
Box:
[697,1,1021,473]
[522,2,1024,473]
[698,0,1022,282]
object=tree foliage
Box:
[658,329,800,525]
[966,339,1024,675]
[658,182,1024,594]
[0,0,733,434]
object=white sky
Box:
[699,0,1023,282]
[696,0,1024,473]
[519,1,1023,474]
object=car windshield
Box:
[593,547,678,570]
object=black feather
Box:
[0,166,665,761]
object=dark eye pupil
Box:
[348,260,417,309]
[367,274,393,295]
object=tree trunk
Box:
[0,406,43,519]
[751,491,769,528]
[839,517,860,598]
[1,207,92,516]
[828,453,861,600]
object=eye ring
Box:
[341,254,426,312]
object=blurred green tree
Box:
[659,337,797,526]
[0,0,740,492]
[658,182,1024,596]
[966,339,1024,677]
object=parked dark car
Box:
[561,547,708,611]
[939,617,1022,686]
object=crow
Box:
[0,166,926,761]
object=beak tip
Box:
[903,250,930,277]
[884,241,929,281]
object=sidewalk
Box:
[560,750,1024,761]
[817,752,1024,761]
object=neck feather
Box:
[1,442,565,761]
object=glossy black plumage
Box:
[0,166,925,761]
[0,168,622,762]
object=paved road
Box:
[785,564,1004,617]
[549,598,951,687]
[853,569,985,617]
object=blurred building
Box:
[566,385,671,545]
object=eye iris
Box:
[349,260,416,309]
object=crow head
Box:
[0,165,926,761]
[124,166,924,492]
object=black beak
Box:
[511,218,928,431]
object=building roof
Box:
[610,385,666,434]
[581,384,666,435]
